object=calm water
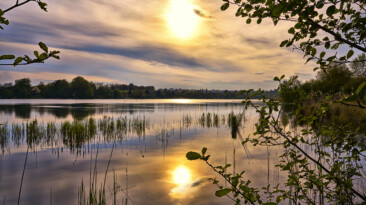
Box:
[0,99,285,205]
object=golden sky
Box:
[0,0,316,89]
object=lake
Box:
[0,99,286,205]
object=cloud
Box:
[0,0,316,89]
[193,9,213,19]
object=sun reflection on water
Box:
[169,99,192,104]
[169,165,208,199]
[173,166,191,185]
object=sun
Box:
[166,0,199,39]
[173,166,191,185]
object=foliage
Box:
[220,0,366,70]
[0,0,60,66]
[351,53,366,77]
[277,75,306,104]
[0,77,278,99]
[187,83,366,204]
[70,76,95,99]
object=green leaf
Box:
[38,1,48,12]
[326,5,336,17]
[257,18,262,24]
[246,18,251,24]
[186,152,201,160]
[356,82,366,95]
[221,3,230,11]
[13,57,23,66]
[201,147,207,155]
[280,40,288,47]
[215,188,231,197]
[38,53,48,61]
[347,50,354,59]
[0,55,15,60]
[34,51,39,58]
[39,42,48,53]
[325,42,330,49]
[320,51,326,58]
[272,4,283,17]
[288,27,295,34]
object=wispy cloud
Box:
[0,0,315,89]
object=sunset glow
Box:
[166,0,199,38]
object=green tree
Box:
[351,53,366,77]
[0,0,60,66]
[70,76,94,99]
[13,78,31,98]
[316,64,353,93]
[278,75,305,103]
[45,79,71,98]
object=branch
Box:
[3,0,35,13]
[306,18,366,53]
[204,160,256,204]
[249,101,366,201]
[0,63,40,66]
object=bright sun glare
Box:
[167,0,199,38]
[173,166,191,185]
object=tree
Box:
[13,78,31,98]
[220,0,365,71]
[70,76,94,99]
[0,0,60,66]
[45,79,71,98]
[316,64,352,93]
[278,75,305,103]
[351,53,366,77]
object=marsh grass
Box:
[0,124,8,154]
[2,112,243,152]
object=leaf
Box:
[221,3,229,11]
[38,1,48,12]
[215,188,231,197]
[38,53,48,61]
[263,203,277,205]
[39,42,48,53]
[246,18,251,24]
[13,57,23,66]
[34,51,39,58]
[280,40,288,47]
[288,27,295,34]
[326,5,336,17]
[201,147,207,155]
[257,18,262,24]
[356,82,366,95]
[274,76,280,81]
[186,152,201,160]
[320,51,326,58]
[325,42,330,49]
[347,50,354,59]
[272,4,283,17]
[0,55,15,60]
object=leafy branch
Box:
[220,0,366,70]
[0,0,59,67]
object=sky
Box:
[0,0,316,90]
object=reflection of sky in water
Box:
[0,99,286,205]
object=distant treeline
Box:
[0,76,278,99]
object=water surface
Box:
[0,99,283,205]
